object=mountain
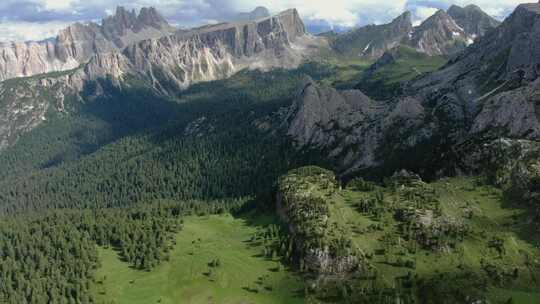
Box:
[0,8,321,151]
[408,9,470,56]
[285,2,540,177]
[331,12,413,59]
[410,5,500,55]
[329,5,499,59]
[234,6,271,21]
[1,4,540,302]
[0,7,175,82]
[447,4,501,37]
[285,77,424,176]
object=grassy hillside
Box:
[93,214,304,304]
[340,177,540,303]
[356,46,447,99]
[276,167,540,303]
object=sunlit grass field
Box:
[94,214,304,304]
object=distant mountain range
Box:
[0,7,176,82]
[330,4,501,58]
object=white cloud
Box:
[0,21,70,42]
[43,0,75,11]
[412,6,438,26]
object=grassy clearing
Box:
[93,214,304,304]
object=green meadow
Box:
[93,214,304,304]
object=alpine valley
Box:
[0,2,540,304]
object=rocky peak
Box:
[101,6,170,39]
[137,7,169,29]
[331,11,413,59]
[391,11,413,30]
[0,6,175,82]
[417,9,458,32]
[409,9,469,55]
[275,9,307,39]
[447,4,500,37]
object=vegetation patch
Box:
[277,166,540,303]
[93,214,304,304]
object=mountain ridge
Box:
[0,8,321,150]
[330,4,500,59]
[0,6,176,82]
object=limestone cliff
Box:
[0,6,175,82]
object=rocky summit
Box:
[408,9,470,56]
[0,7,175,82]
[447,4,501,37]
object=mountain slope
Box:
[285,2,540,177]
[0,8,323,151]
[408,9,470,56]
[356,45,447,99]
[331,12,413,59]
[447,4,501,37]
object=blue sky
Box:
[0,0,526,42]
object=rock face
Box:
[330,5,499,59]
[482,139,540,205]
[331,12,413,59]
[285,78,426,175]
[0,6,175,82]
[447,5,501,38]
[408,2,540,142]
[122,8,316,92]
[408,10,470,56]
[285,3,540,177]
[276,167,362,275]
